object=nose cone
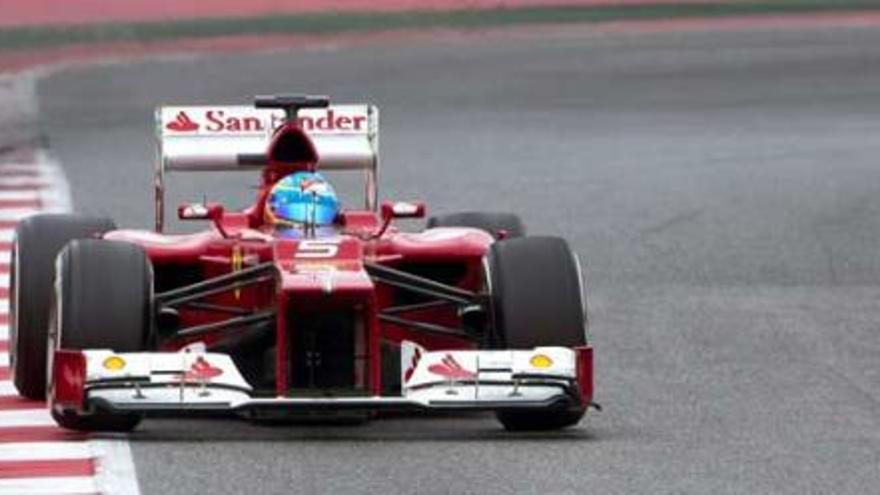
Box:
[273,237,373,300]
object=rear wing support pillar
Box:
[154,126,166,232]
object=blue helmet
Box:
[266,172,340,227]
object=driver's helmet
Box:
[265,171,340,227]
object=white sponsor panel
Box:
[401,341,576,404]
[85,350,251,391]
[86,345,575,413]
[158,105,378,172]
[160,105,370,137]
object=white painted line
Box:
[0,352,8,368]
[0,177,48,188]
[0,274,8,287]
[0,299,8,313]
[0,442,91,462]
[0,476,98,495]
[0,408,54,427]
[0,209,39,222]
[91,440,143,495]
[0,191,39,201]
[0,326,7,341]
[0,164,40,175]
[0,252,8,265]
[0,230,13,242]
[0,380,18,395]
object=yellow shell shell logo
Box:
[529,354,553,369]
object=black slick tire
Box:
[11,214,115,400]
[50,239,152,432]
[485,236,588,431]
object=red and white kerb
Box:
[0,145,139,494]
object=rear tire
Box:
[11,214,115,400]
[485,236,588,431]
[50,239,152,432]
[427,212,524,238]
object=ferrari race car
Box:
[10,95,594,431]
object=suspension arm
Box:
[377,313,473,339]
[176,310,276,338]
[155,262,278,307]
[364,261,482,306]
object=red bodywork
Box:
[102,121,496,398]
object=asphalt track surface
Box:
[37,26,880,494]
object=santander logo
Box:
[428,354,476,380]
[165,111,200,132]
[404,348,422,383]
[162,106,369,136]
[180,356,223,381]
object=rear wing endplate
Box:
[154,104,379,231]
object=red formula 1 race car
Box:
[10,95,594,431]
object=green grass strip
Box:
[2,1,880,52]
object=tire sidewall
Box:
[487,236,586,349]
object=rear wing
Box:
[154,104,379,231]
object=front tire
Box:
[50,239,152,432]
[485,236,588,431]
[11,214,115,400]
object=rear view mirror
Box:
[381,201,426,221]
[178,202,224,221]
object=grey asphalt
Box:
[37,26,880,494]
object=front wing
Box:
[50,342,593,417]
